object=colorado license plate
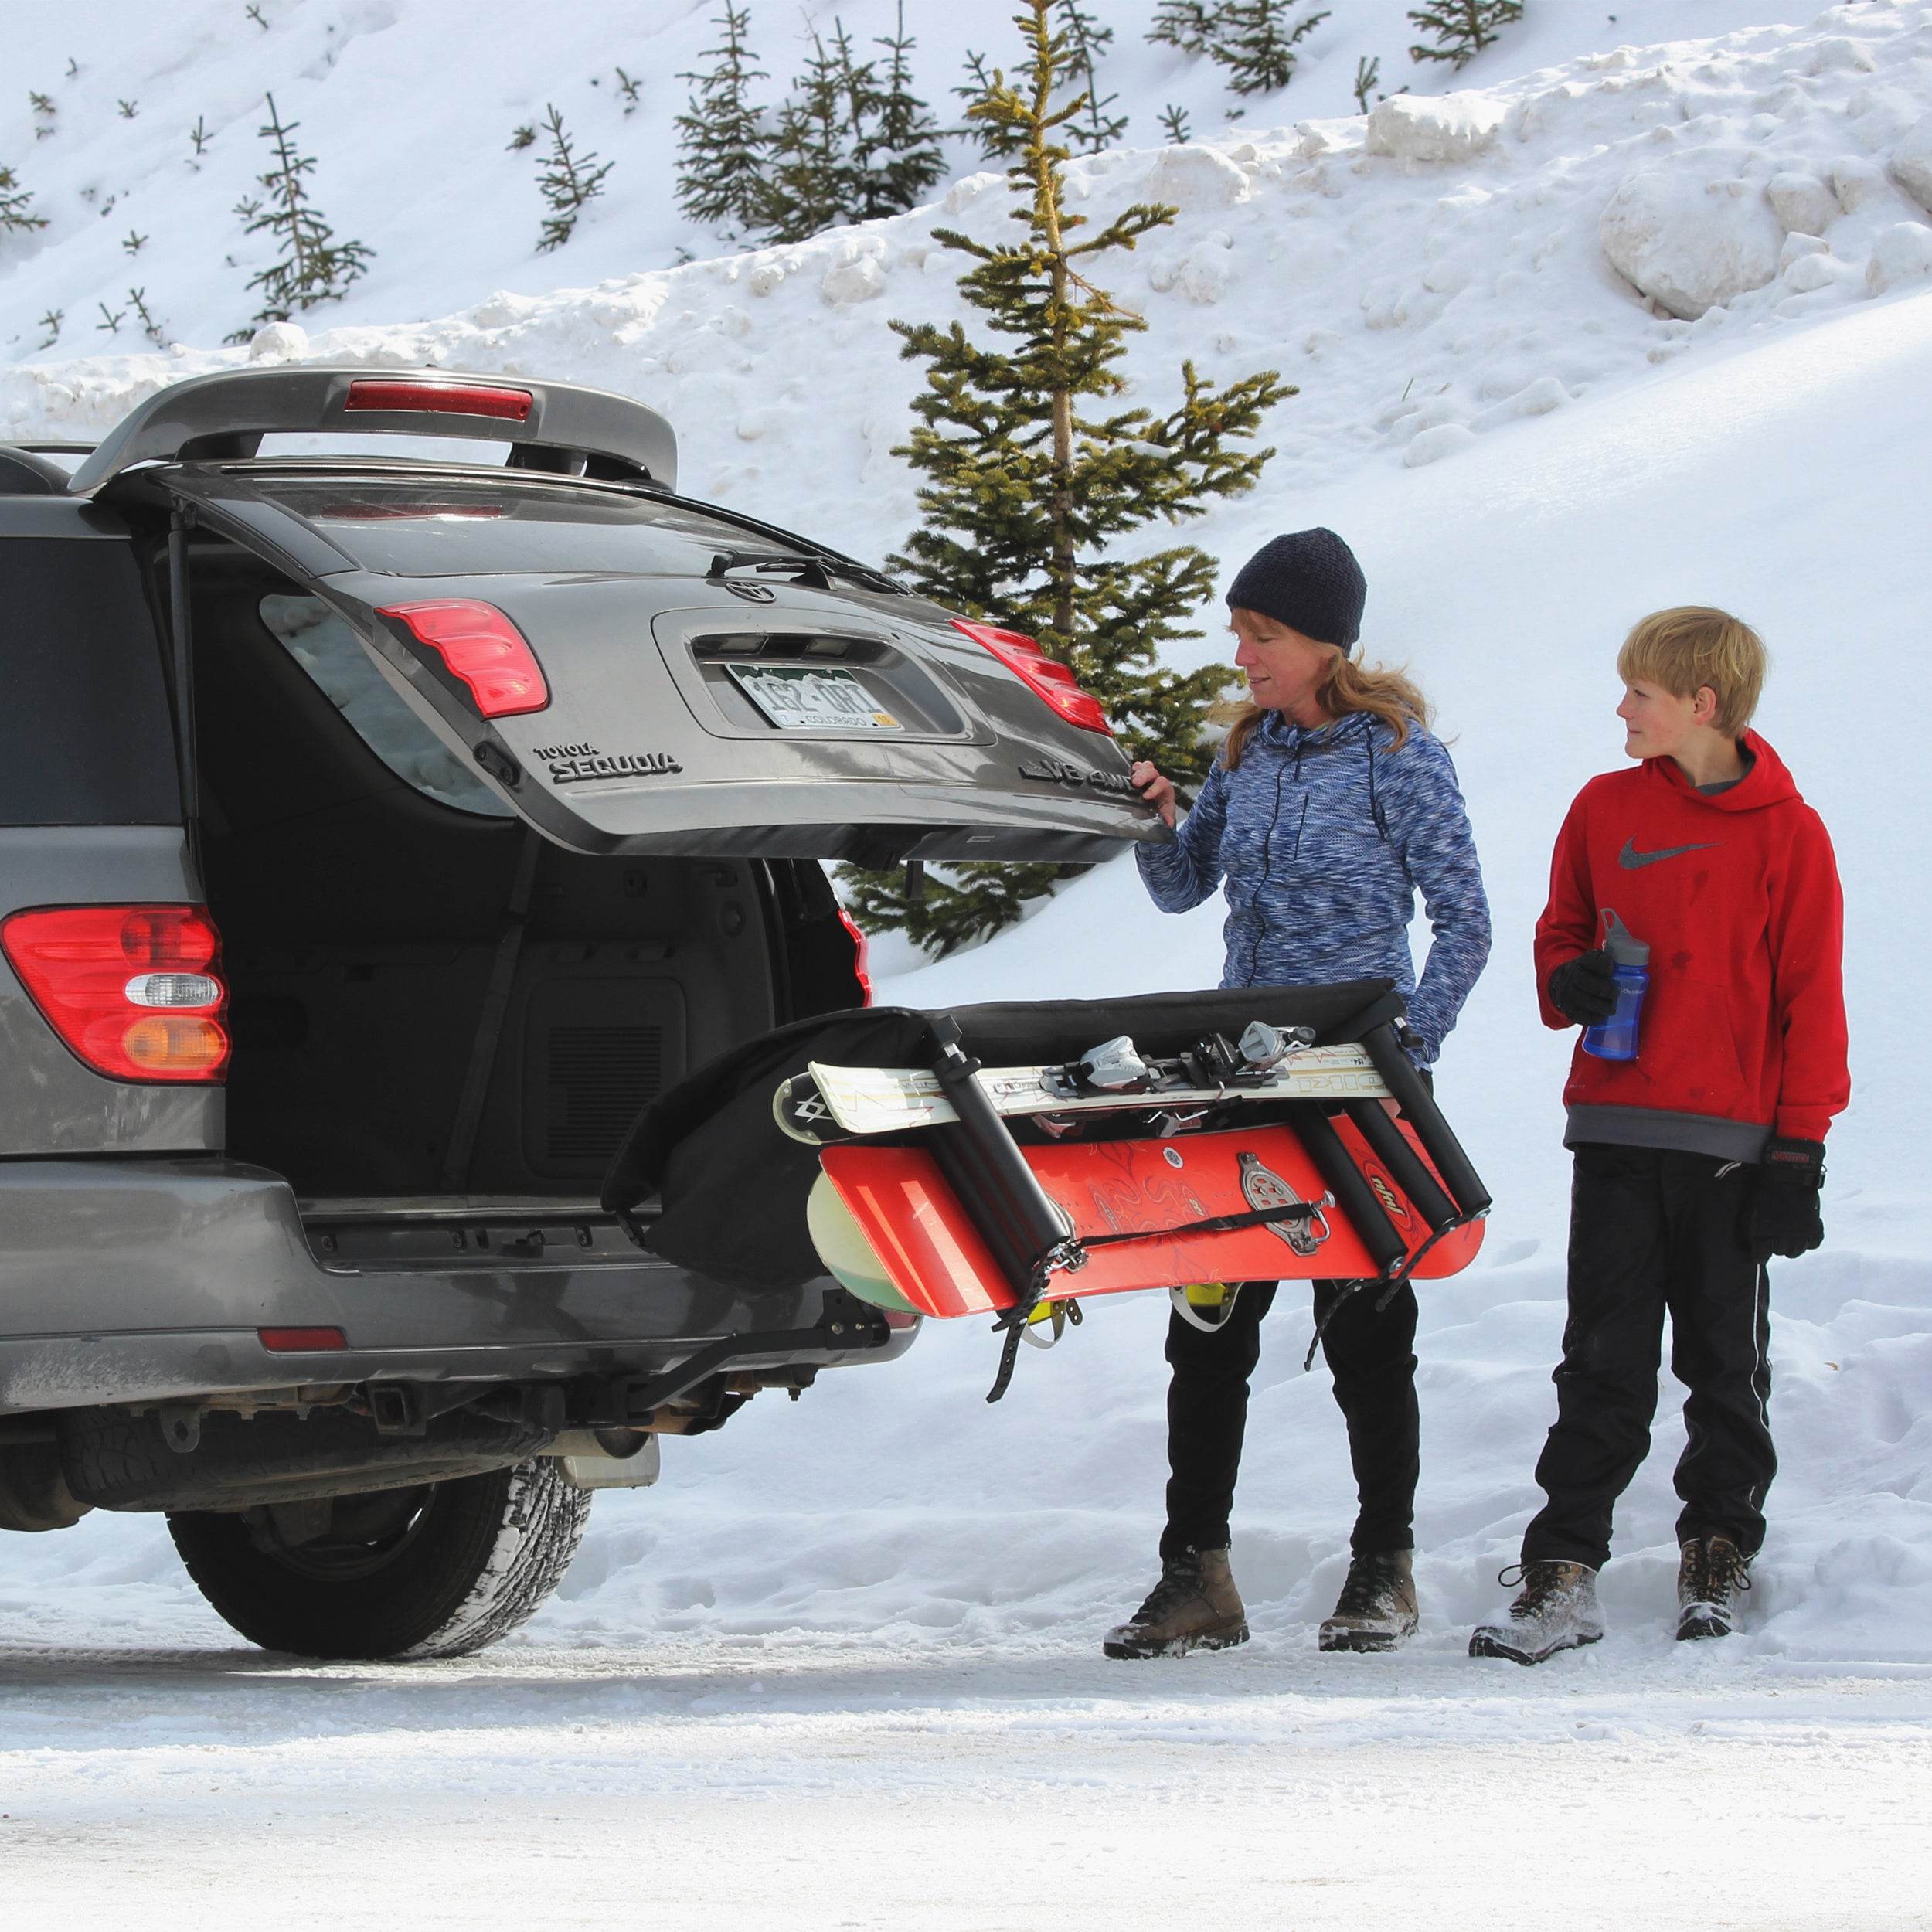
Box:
[727,663,903,732]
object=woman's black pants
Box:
[1158,1279,1421,1563]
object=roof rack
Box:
[67,366,678,497]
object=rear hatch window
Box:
[0,527,180,826]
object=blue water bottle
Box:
[1581,908,1649,1062]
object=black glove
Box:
[1747,1138,1826,1262]
[1547,948,1618,1027]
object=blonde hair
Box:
[1617,606,1766,735]
[1217,645,1434,770]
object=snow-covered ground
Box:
[6,5,1932,1926]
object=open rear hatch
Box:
[87,367,1161,865]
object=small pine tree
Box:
[675,4,772,239]
[843,0,1293,956]
[1158,102,1192,144]
[533,103,613,252]
[1150,2,1328,96]
[0,165,48,234]
[1056,2,1127,151]
[239,94,374,325]
[1353,54,1382,112]
[1217,2,1330,95]
[1407,0,1523,69]
[858,4,946,219]
[760,27,858,243]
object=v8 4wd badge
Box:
[1018,757,1135,797]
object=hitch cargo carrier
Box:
[604,981,1491,1400]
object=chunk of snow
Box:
[1403,422,1477,466]
[1891,113,1932,216]
[1365,94,1506,167]
[1866,221,1932,292]
[1175,233,1235,304]
[1808,36,1878,76]
[247,321,308,363]
[821,253,887,307]
[1141,145,1251,211]
[1599,165,1783,319]
[1831,156,1889,214]
[1768,172,1838,237]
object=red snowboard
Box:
[816,1115,1482,1320]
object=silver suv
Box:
[0,367,1153,1659]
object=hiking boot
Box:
[1318,1549,1419,1653]
[1103,1549,1248,1659]
[1677,1534,1752,1641]
[1468,1560,1605,1665]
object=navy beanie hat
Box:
[1225,527,1366,651]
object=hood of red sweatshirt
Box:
[1645,729,1799,814]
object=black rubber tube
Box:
[1358,1023,1492,1219]
[1291,1104,1410,1278]
[1343,1098,1459,1233]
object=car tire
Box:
[167,1456,592,1661]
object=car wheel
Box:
[167,1456,592,1661]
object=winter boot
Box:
[1468,1560,1605,1665]
[1318,1549,1419,1653]
[1677,1534,1752,1641]
[1103,1549,1248,1659]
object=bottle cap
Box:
[1600,907,1649,968]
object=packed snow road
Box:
[2,1630,1927,1930]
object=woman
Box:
[1105,526,1490,1660]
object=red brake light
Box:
[950,620,1113,735]
[344,379,534,423]
[838,910,873,1007]
[1,906,230,1083]
[378,599,551,717]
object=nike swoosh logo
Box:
[1619,838,1718,869]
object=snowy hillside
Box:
[3,0,1838,359]
[5,10,1932,1922]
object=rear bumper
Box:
[0,1158,914,1415]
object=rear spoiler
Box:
[68,366,678,497]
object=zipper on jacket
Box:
[1244,761,1291,985]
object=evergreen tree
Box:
[0,165,48,235]
[674,4,771,239]
[239,95,373,326]
[761,26,859,243]
[533,104,613,252]
[1218,2,1330,96]
[842,0,1293,956]
[1148,2,1329,97]
[1056,2,1127,151]
[1407,0,1523,69]
[857,4,946,219]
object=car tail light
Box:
[377,599,551,717]
[951,620,1113,736]
[1,906,230,1083]
[838,910,873,1007]
[259,1326,349,1353]
[344,378,534,423]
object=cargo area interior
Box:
[178,542,783,1212]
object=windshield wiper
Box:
[707,547,903,597]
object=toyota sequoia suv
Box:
[0,367,1155,1660]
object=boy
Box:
[1471,607,1848,1665]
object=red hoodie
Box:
[1535,731,1849,1159]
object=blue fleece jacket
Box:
[1135,709,1491,1062]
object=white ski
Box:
[776,1046,1389,1142]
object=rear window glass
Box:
[0,537,180,826]
[258,595,512,816]
[245,475,773,578]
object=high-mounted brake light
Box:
[344,379,534,423]
[377,600,551,718]
[950,620,1113,736]
[838,910,873,1007]
[1,906,230,1083]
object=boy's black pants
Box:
[1522,1144,1774,1571]
[1159,1279,1420,1562]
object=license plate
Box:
[726,663,903,732]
